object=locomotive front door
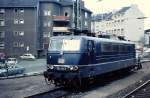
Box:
[87,40,95,64]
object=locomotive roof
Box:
[51,36,134,45]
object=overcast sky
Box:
[83,0,150,29]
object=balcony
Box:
[53,27,70,32]
[53,16,70,22]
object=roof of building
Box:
[92,6,131,21]
[114,7,130,15]
[0,0,62,7]
[61,0,72,6]
[0,0,38,7]
[0,0,92,13]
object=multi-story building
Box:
[0,0,92,57]
[92,5,145,42]
[144,29,150,47]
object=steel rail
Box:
[122,79,150,98]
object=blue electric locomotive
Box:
[44,36,141,88]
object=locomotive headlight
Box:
[70,66,78,71]
[47,65,54,69]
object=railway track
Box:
[25,87,71,98]
[123,79,150,98]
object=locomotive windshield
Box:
[49,39,80,51]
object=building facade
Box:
[144,29,150,47]
[92,5,145,42]
[0,0,92,57]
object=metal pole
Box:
[5,62,8,77]
[72,0,75,29]
[79,0,82,31]
[76,0,78,29]
[76,0,78,30]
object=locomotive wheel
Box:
[45,78,52,85]
[72,78,89,90]
[72,77,81,90]
[54,82,60,86]
[124,67,132,73]
[80,78,89,90]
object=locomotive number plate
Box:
[58,58,65,64]
[57,67,66,70]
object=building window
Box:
[85,21,88,26]
[0,20,5,26]
[121,28,124,34]
[96,25,99,28]
[19,42,24,47]
[0,42,5,49]
[117,20,120,24]
[14,8,18,13]
[14,19,19,24]
[106,23,108,27]
[19,19,24,24]
[114,29,116,34]
[0,31,5,38]
[44,21,51,27]
[44,10,51,16]
[13,42,18,47]
[85,12,88,18]
[121,19,124,23]
[13,42,24,47]
[19,31,24,36]
[14,31,18,36]
[64,12,69,16]
[14,31,24,36]
[14,19,24,24]
[43,32,50,37]
[14,8,24,13]
[0,9,5,13]
[117,29,120,33]
[20,9,24,13]
[47,22,51,27]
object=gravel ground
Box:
[0,75,54,98]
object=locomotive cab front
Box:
[44,36,88,87]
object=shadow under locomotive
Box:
[44,36,142,90]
